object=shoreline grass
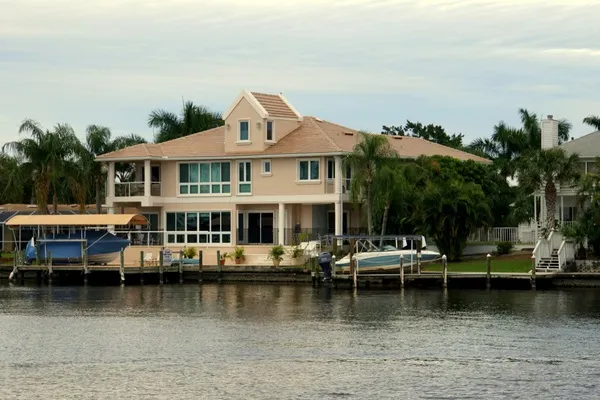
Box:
[423,254,532,273]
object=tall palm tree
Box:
[517,148,581,231]
[148,101,224,143]
[3,119,79,214]
[344,132,396,236]
[85,125,147,213]
[583,115,600,131]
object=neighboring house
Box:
[533,115,599,232]
[96,90,489,261]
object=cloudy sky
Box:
[1,0,599,145]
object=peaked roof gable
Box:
[560,130,600,158]
[222,89,302,121]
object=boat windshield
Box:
[379,245,397,252]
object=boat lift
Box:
[5,214,148,266]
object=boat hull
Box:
[25,230,130,265]
[335,251,440,274]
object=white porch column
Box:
[334,156,342,194]
[107,162,115,199]
[278,203,285,245]
[144,159,151,197]
[334,201,342,236]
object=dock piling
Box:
[139,250,144,285]
[417,252,422,275]
[531,255,536,290]
[83,246,89,285]
[47,250,53,284]
[119,249,125,285]
[9,250,18,282]
[442,254,448,289]
[216,250,222,283]
[400,256,404,289]
[159,250,164,285]
[178,250,183,284]
[331,255,336,279]
[198,250,203,284]
[486,254,491,290]
[352,256,358,289]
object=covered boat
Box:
[6,214,147,265]
[24,230,130,265]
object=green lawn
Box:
[423,256,532,273]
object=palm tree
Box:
[3,119,79,214]
[583,115,600,131]
[344,132,396,236]
[148,101,224,143]
[517,148,581,231]
[84,125,147,213]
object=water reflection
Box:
[2,284,600,399]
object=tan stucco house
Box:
[96,90,488,263]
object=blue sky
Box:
[1,0,599,146]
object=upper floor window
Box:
[298,159,320,181]
[327,159,335,180]
[179,162,231,195]
[344,166,352,191]
[238,161,252,194]
[266,120,274,141]
[262,160,272,175]
[239,120,250,142]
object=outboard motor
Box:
[318,251,333,281]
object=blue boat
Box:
[25,230,130,265]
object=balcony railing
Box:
[114,182,161,197]
[114,231,164,246]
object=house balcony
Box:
[115,182,162,197]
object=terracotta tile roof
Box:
[96,117,489,163]
[251,92,299,119]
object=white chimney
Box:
[541,114,558,149]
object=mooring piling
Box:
[486,253,492,290]
[400,256,405,289]
[442,254,448,289]
[139,250,144,285]
[159,250,164,285]
[531,255,536,290]
[198,250,203,284]
[119,249,125,285]
[178,250,183,284]
[216,250,222,283]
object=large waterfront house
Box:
[94,90,488,264]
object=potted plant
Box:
[233,246,245,264]
[220,252,228,266]
[288,245,304,262]
[182,246,197,259]
[268,244,285,268]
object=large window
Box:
[298,159,320,181]
[239,120,250,141]
[179,162,231,195]
[238,161,252,194]
[166,211,231,244]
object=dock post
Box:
[486,254,492,290]
[400,256,404,289]
[35,241,40,267]
[83,247,89,285]
[139,250,144,285]
[9,250,18,282]
[216,250,222,283]
[178,250,183,284]
[198,250,203,284]
[531,255,536,290]
[442,254,447,289]
[417,252,422,275]
[159,250,164,285]
[331,255,336,279]
[48,251,53,284]
[352,256,358,289]
[119,249,125,285]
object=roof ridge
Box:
[562,130,600,144]
[307,117,342,151]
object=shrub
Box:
[288,245,304,259]
[496,241,513,255]
[268,245,286,262]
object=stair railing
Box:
[557,240,575,271]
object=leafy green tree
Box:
[583,115,600,131]
[382,121,464,149]
[344,132,395,236]
[149,101,223,143]
[412,179,491,261]
[0,154,28,204]
[3,119,79,214]
[517,148,580,231]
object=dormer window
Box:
[239,120,250,142]
[266,120,274,141]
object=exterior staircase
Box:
[536,249,560,271]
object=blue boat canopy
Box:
[5,214,148,227]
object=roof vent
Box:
[343,132,354,136]
[393,135,403,140]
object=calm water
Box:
[1,284,600,399]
